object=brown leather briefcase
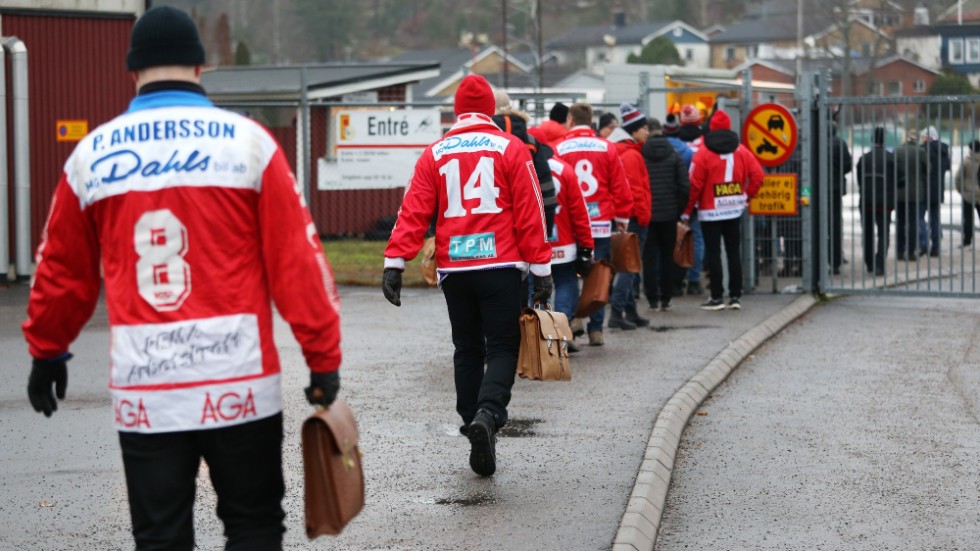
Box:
[518,306,572,381]
[611,231,642,273]
[419,236,438,287]
[674,222,694,269]
[302,399,364,538]
[575,259,614,318]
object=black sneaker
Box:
[659,299,672,312]
[686,281,704,296]
[467,410,497,477]
[727,297,741,310]
[567,341,580,354]
[700,298,725,311]
[625,310,651,327]
[608,312,637,330]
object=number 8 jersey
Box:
[384,114,552,278]
[22,88,342,433]
[555,125,633,238]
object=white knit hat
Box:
[619,102,647,133]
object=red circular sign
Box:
[741,103,797,167]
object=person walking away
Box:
[919,126,951,257]
[607,102,652,329]
[382,75,553,477]
[953,140,980,247]
[677,105,706,295]
[829,121,853,274]
[894,130,927,261]
[682,110,763,310]
[642,117,690,311]
[555,103,633,346]
[856,127,901,276]
[21,7,343,549]
[539,102,572,144]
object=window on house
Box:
[861,42,872,57]
[685,48,694,61]
[914,79,926,93]
[967,37,980,63]
[725,46,735,62]
[887,81,902,96]
[746,44,759,58]
[950,38,964,64]
[673,27,683,37]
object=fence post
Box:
[300,65,312,207]
[740,69,756,292]
[798,72,814,292]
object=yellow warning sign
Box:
[56,120,89,142]
[741,104,797,167]
[749,174,798,216]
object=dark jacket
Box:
[856,146,901,209]
[893,142,928,204]
[642,135,690,222]
[924,140,951,203]
[830,128,852,196]
[677,124,702,144]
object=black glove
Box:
[305,371,340,407]
[381,268,403,307]
[27,353,72,418]
[532,275,554,305]
[576,247,594,278]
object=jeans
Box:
[119,413,286,551]
[686,211,704,283]
[918,202,941,254]
[442,268,522,429]
[587,237,611,333]
[610,221,647,314]
[549,262,580,321]
[701,217,743,300]
[641,220,679,307]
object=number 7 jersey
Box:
[384,114,552,277]
[22,89,342,433]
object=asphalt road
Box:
[655,296,980,551]
[0,282,797,551]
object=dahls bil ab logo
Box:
[115,398,151,429]
[200,389,257,424]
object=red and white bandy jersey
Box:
[22,90,342,434]
[384,114,551,277]
[555,126,632,238]
[546,157,594,264]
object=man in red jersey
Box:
[682,110,764,311]
[22,7,342,549]
[555,103,632,346]
[382,74,552,477]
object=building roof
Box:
[546,20,706,50]
[201,62,441,102]
[739,54,938,78]
[390,46,559,96]
[710,12,838,44]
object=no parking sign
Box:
[741,104,797,167]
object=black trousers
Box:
[642,220,680,305]
[118,413,286,551]
[831,194,844,270]
[895,202,919,258]
[701,217,743,300]
[862,207,891,271]
[442,268,523,429]
[963,200,980,246]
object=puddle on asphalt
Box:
[435,493,496,506]
[649,324,718,332]
[497,417,542,438]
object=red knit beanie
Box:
[709,110,731,131]
[454,75,495,117]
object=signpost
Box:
[741,103,797,168]
[319,109,442,190]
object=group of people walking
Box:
[382,74,764,480]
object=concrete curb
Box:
[611,293,820,551]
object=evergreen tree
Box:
[627,36,683,66]
[234,40,252,66]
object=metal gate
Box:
[810,72,980,297]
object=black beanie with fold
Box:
[126,6,206,71]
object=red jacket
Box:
[547,156,594,264]
[23,89,342,434]
[685,130,764,221]
[608,129,652,226]
[555,126,633,238]
[384,114,551,277]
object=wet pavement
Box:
[0,281,797,550]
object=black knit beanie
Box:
[126,6,206,71]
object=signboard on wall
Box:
[749,174,798,216]
[319,109,442,190]
[56,120,88,142]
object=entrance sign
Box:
[319,109,441,190]
[749,174,798,216]
[742,103,797,167]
